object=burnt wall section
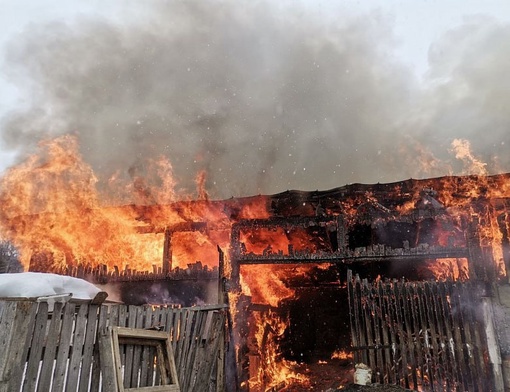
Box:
[104,278,218,307]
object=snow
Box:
[0,272,102,300]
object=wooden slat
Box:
[140,307,154,387]
[361,279,376,375]
[38,302,65,391]
[448,281,472,390]
[183,309,202,391]
[78,304,100,392]
[99,326,119,392]
[51,302,76,392]
[353,276,367,364]
[190,311,223,392]
[130,307,145,388]
[22,301,49,391]
[416,283,435,391]
[369,284,384,384]
[425,282,445,391]
[393,281,409,388]
[347,270,360,364]
[0,301,37,392]
[383,281,400,385]
[407,283,425,388]
[66,304,90,391]
[124,305,138,388]
[91,305,109,392]
[400,282,418,389]
[460,284,484,391]
[433,284,449,386]
[377,281,392,384]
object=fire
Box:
[421,258,470,281]
[248,310,309,391]
[331,349,353,361]
[0,135,268,272]
[3,134,510,390]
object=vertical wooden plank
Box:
[155,307,171,384]
[90,305,110,392]
[482,294,504,392]
[361,279,376,374]
[447,281,472,391]
[347,270,361,364]
[460,283,484,391]
[165,332,180,389]
[354,275,368,365]
[393,280,410,388]
[408,283,425,389]
[78,304,100,392]
[377,281,392,384]
[455,283,479,391]
[180,309,200,390]
[362,279,377,370]
[369,283,384,384]
[38,302,65,391]
[433,282,456,391]
[442,281,467,390]
[123,305,138,387]
[0,301,37,392]
[416,283,435,391]
[141,306,156,387]
[401,282,418,390]
[130,306,145,388]
[177,309,192,374]
[66,304,90,391]
[22,302,49,392]
[192,311,224,392]
[98,326,119,392]
[383,281,400,386]
[188,309,207,390]
[423,282,443,391]
[51,302,76,392]
[433,282,452,390]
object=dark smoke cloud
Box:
[1,3,508,199]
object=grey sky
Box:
[1,0,509,199]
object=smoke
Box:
[1,3,509,199]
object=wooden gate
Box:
[347,271,492,391]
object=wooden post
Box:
[482,294,505,392]
[0,301,37,392]
[217,246,226,392]
[163,228,173,275]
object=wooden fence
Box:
[347,271,493,391]
[0,300,227,392]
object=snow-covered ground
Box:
[0,272,102,300]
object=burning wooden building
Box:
[3,172,510,391]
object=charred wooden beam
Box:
[237,245,469,265]
[136,221,207,234]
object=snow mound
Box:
[0,272,102,300]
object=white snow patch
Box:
[0,272,101,300]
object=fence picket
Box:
[348,273,492,392]
[38,302,64,391]
[66,304,89,391]
[51,302,76,392]
[78,304,99,392]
